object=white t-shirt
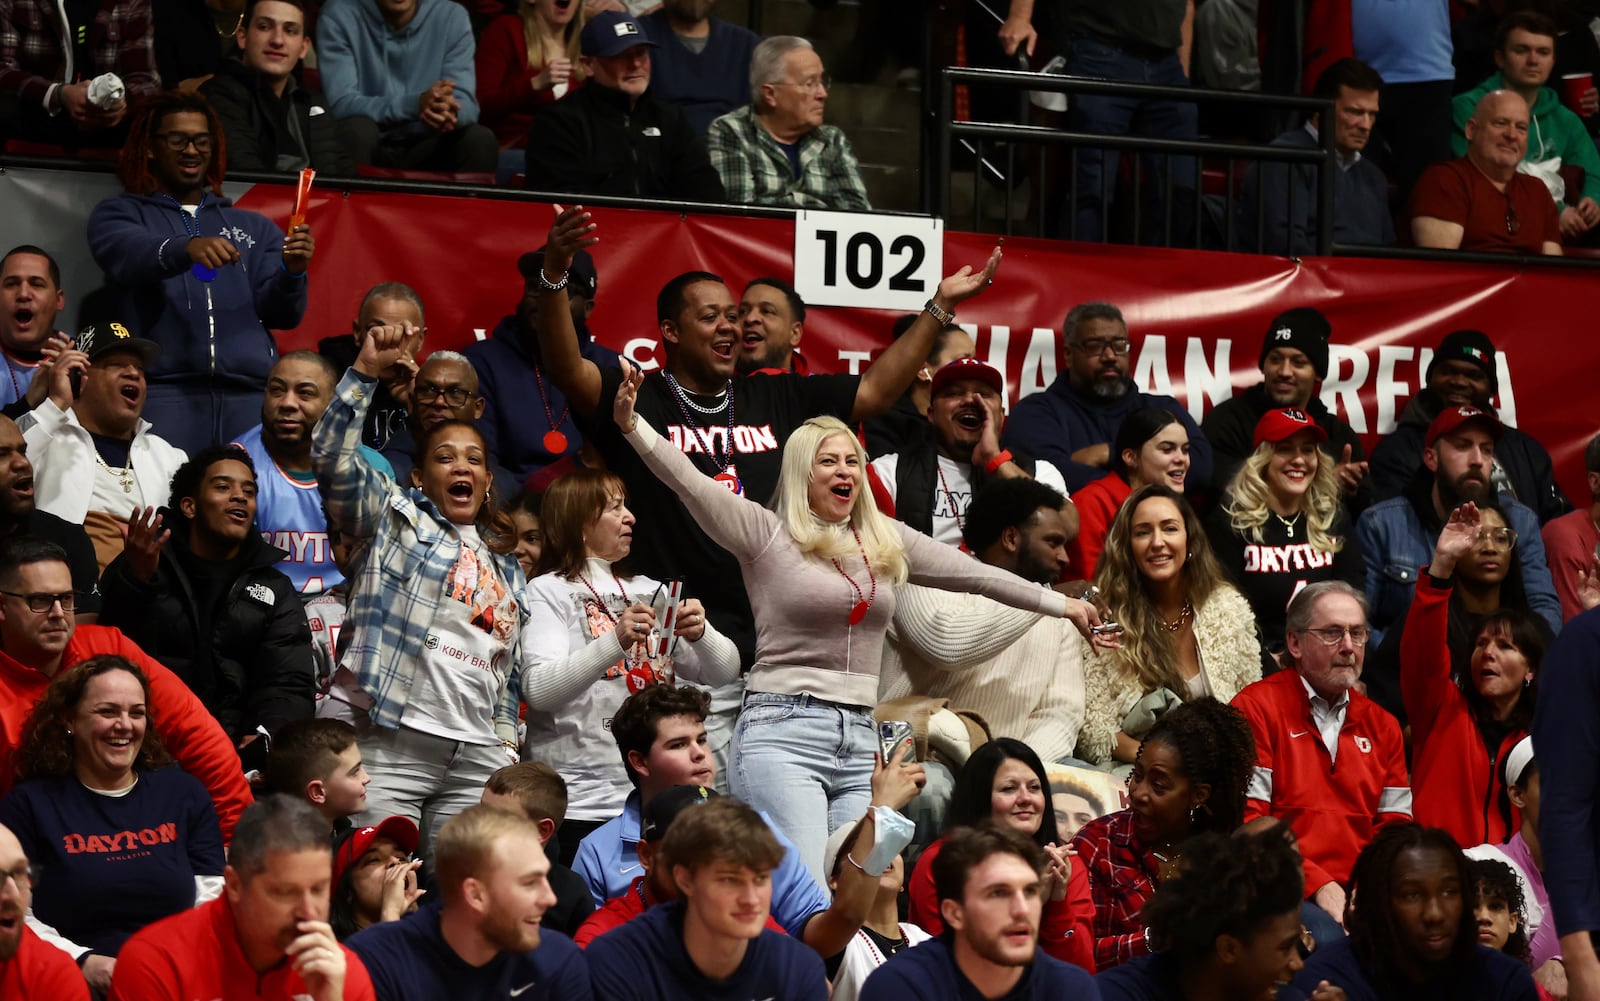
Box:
[869,453,1071,547]
[401,525,518,745]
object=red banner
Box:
[230,181,1595,506]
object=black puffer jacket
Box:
[99,521,314,748]
[200,56,355,176]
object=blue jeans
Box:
[1060,38,1199,243]
[730,692,876,886]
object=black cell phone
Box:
[69,368,82,400]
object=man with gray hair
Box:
[1001,301,1211,492]
[524,10,725,203]
[110,795,378,999]
[378,349,518,500]
[1230,580,1411,940]
[706,36,870,210]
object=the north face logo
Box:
[245,583,275,606]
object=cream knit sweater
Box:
[879,584,1086,765]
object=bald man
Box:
[0,822,89,998]
[1410,90,1562,255]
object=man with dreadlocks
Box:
[1291,823,1539,1000]
[86,90,316,456]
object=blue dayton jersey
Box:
[232,424,392,595]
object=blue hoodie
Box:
[86,191,306,388]
[586,901,826,1001]
[317,0,479,133]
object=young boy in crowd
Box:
[266,718,372,839]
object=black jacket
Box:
[523,83,726,202]
[1368,387,1572,525]
[99,522,314,749]
[1200,382,1374,514]
[200,57,354,176]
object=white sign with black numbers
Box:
[792,211,945,311]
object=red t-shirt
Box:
[0,925,89,1000]
[1409,158,1561,254]
[574,877,788,948]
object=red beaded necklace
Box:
[576,569,632,622]
[830,526,877,626]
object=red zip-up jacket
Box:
[0,624,253,843]
[1401,573,1524,846]
[908,836,1096,973]
[1234,668,1412,895]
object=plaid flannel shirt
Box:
[706,104,871,211]
[1070,809,1159,970]
[0,0,159,110]
[312,369,525,743]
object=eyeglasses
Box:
[1072,337,1132,357]
[776,74,831,93]
[414,384,475,408]
[1301,625,1370,647]
[154,131,213,152]
[1476,528,1518,550]
[0,590,76,613]
[2,864,42,890]
[1505,202,1521,236]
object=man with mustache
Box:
[0,821,88,997]
[868,357,1074,548]
[1411,89,1563,255]
[1369,329,1569,526]
[1002,302,1212,494]
[1232,580,1413,938]
[1355,404,1561,642]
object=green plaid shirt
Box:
[706,105,871,211]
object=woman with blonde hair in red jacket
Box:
[1402,501,1544,847]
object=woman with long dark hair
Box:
[906,738,1095,971]
[1076,484,1261,767]
[519,467,738,849]
[1402,503,1545,847]
[1071,698,1256,969]
[0,656,224,994]
[1065,407,1191,578]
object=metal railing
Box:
[933,66,1340,252]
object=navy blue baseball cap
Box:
[581,11,656,58]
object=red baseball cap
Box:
[332,815,419,887]
[930,357,1003,397]
[1252,408,1330,449]
[1425,404,1504,448]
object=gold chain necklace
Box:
[1273,509,1303,533]
[94,448,133,493]
[1158,602,1194,633]
[213,8,245,38]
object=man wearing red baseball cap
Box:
[1354,402,1561,651]
[867,357,1077,549]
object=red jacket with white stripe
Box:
[1400,573,1524,847]
[1232,668,1412,894]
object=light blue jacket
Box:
[316,0,479,132]
[1355,492,1561,645]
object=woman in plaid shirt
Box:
[1070,698,1257,970]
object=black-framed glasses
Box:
[2,864,43,890]
[1476,528,1518,550]
[155,131,213,152]
[1072,337,1132,357]
[414,384,475,407]
[1505,202,1521,236]
[0,590,76,613]
[1301,625,1370,647]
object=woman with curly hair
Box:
[1071,698,1257,970]
[1096,822,1338,1000]
[0,656,223,995]
[907,738,1095,971]
[1469,857,1535,967]
[1076,484,1261,768]
[1065,407,1191,578]
[1293,823,1538,1000]
[1206,408,1363,671]
[1400,503,1546,848]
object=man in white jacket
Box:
[17,320,186,570]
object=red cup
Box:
[1561,72,1593,113]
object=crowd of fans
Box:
[3,2,1600,1001]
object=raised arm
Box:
[852,246,1002,422]
[534,206,605,418]
[614,359,777,561]
[1400,504,1476,740]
